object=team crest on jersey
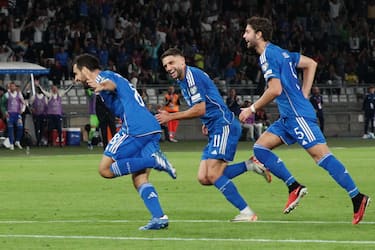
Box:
[282,52,289,58]
[261,62,268,72]
[189,86,198,95]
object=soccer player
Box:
[72,53,176,230]
[157,48,271,222]
[240,16,370,224]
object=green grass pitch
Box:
[0,138,374,249]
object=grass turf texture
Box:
[0,138,374,249]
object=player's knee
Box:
[98,165,114,178]
[197,175,211,185]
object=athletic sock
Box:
[110,157,154,176]
[351,193,365,213]
[223,162,247,179]
[288,181,302,193]
[138,183,164,218]
[214,175,247,211]
[254,144,295,186]
[318,153,359,198]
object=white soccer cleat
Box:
[15,141,23,149]
[248,156,272,183]
[230,213,258,222]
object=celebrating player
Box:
[157,48,271,222]
[240,16,370,224]
[73,53,176,230]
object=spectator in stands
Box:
[55,46,70,81]
[362,85,375,139]
[29,87,48,146]
[37,83,74,147]
[164,86,180,142]
[310,86,325,134]
[226,88,241,117]
[4,81,25,150]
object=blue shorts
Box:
[104,128,161,161]
[202,119,241,162]
[267,117,326,149]
[7,113,23,128]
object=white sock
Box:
[240,206,255,215]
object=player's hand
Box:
[86,79,102,92]
[239,107,252,122]
[201,124,208,136]
[155,109,170,124]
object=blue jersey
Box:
[96,71,161,136]
[177,66,235,130]
[259,43,316,120]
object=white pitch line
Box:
[0,234,374,245]
[0,219,374,224]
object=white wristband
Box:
[250,104,256,113]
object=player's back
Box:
[178,66,235,129]
[98,71,161,135]
[261,43,316,119]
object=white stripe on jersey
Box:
[260,51,266,64]
[186,68,195,87]
[296,117,316,142]
[108,133,128,154]
[219,125,229,155]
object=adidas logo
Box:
[211,150,217,155]
[148,192,158,199]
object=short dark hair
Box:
[160,48,184,60]
[73,53,100,71]
[246,16,273,42]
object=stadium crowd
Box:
[0,0,373,92]
[1,0,375,147]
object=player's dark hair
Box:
[246,16,273,42]
[160,47,184,60]
[73,53,100,71]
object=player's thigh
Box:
[197,160,209,184]
[202,121,241,162]
[255,131,284,149]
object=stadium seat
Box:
[69,96,79,105]
[339,95,347,102]
[146,88,156,97]
[79,96,87,104]
[76,88,85,96]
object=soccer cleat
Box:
[283,185,308,214]
[9,144,14,150]
[249,156,272,183]
[15,141,23,149]
[230,213,258,222]
[169,138,178,143]
[139,215,169,230]
[152,150,177,179]
[352,195,371,225]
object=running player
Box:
[157,48,271,222]
[240,16,370,224]
[73,53,176,230]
